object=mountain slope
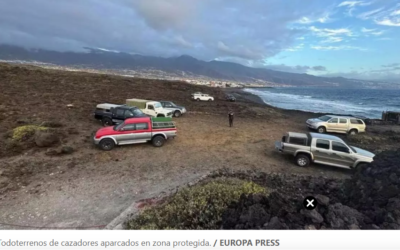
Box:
[0,44,393,88]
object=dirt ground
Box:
[0,63,398,229]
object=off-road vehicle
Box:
[306,115,366,135]
[275,132,374,169]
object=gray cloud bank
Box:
[0,0,327,62]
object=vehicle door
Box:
[116,123,137,144]
[132,122,152,141]
[163,102,174,109]
[112,108,126,124]
[146,104,157,117]
[311,139,331,163]
[330,141,355,167]
[326,118,339,132]
[337,118,349,133]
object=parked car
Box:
[274,132,374,169]
[95,103,121,113]
[93,117,177,151]
[192,93,214,101]
[225,94,236,102]
[160,101,187,117]
[126,99,173,118]
[191,92,203,97]
[306,115,366,135]
[94,104,148,126]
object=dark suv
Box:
[225,94,236,102]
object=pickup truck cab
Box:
[192,94,214,101]
[94,104,148,126]
[160,101,187,117]
[93,117,177,150]
[275,132,374,169]
[126,99,173,118]
[306,115,366,135]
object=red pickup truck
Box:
[93,117,177,150]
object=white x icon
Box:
[306,199,315,207]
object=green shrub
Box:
[127,179,266,230]
[12,125,47,141]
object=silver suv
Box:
[275,132,375,169]
[306,115,366,135]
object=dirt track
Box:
[0,63,397,229]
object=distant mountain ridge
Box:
[0,44,395,88]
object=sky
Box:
[0,0,399,81]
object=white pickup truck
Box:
[126,99,173,118]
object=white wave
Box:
[243,88,387,118]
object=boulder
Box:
[34,130,58,147]
[300,209,324,224]
[61,146,74,154]
[316,194,330,206]
[45,146,74,156]
[0,177,9,189]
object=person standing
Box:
[228,111,234,127]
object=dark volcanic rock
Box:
[220,148,400,230]
[34,130,58,147]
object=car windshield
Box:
[114,123,124,131]
[132,108,144,115]
[318,115,331,122]
[350,146,357,153]
[154,103,162,108]
[169,102,176,106]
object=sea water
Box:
[244,87,400,119]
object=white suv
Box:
[306,115,366,135]
[192,94,214,102]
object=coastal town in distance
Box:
[1,59,399,89]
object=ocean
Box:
[244,87,400,119]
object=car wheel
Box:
[208,99,213,102]
[102,117,113,127]
[295,154,310,167]
[152,135,165,147]
[317,126,326,133]
[349,129,358,135]
[196,98,200,101]
[99,138,115,151]
[174,110,182,117]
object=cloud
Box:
[357,7,384,19]
[216,41,266,60]
[285,43,304,52]
[361,27,385,36]
[310,26,353,37]
[375,18,400,26]
[309,26,352,43]
[130,0,199,31]
[337,1,372,16]
[312,65,327,71]
[311,45,366,51]
[296,12,332,24]
[263,64,327,73]
[321,37,343,43]
[391,9,400,16]
[382,63,400,67]
[0,0,334,62]
[172,35,194,48]
[321,70,400,82]
[356,3,400,27]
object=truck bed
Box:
[151,117,176,129]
